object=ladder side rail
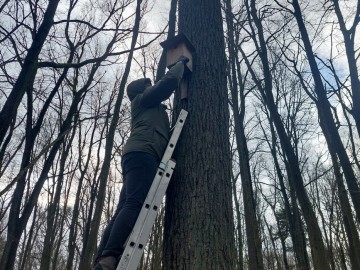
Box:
[134,160,175,251]
[126,168,165,241]
[117,170,164,270]
[158,109,188,170]
[117,160,176,270]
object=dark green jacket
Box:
[123,61,184,160]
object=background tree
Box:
[78,0,143,268]
[236,1,330,268]
[0,0,60,144]
[224,0,264,269]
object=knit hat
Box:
[126,78,151,101]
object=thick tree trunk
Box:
[163,0,236,269]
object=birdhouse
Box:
[160,33,195,72]
[160,34,195,99]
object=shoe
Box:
[92,256,117,270]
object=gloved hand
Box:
[177,55,189,65]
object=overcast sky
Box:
[145,0,172,32]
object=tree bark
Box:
[163,0,236,269]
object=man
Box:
[93,56,188,270]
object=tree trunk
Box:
[0,91,82,270]
[0,58,99,269]
[163,0,236,269]
[18,204,38,270]
[66,108,104,270]
[156,0,178,82]
[328,145,360,269]
[78,1,143,268]
[40,123,77,270]
[231,173,244,270]
[291,0,360,222]
[265,118,310,270]
[240,1,330,268]
[0,0,60,145]
[261,86,330,270]
[331,0,360,137]
[264,219,282,270]
[224,0,264,269]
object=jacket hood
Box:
[127,78,151,101]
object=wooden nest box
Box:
[160,34,195,99]
[160,33,195,72]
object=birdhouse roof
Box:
[160,33,195,53]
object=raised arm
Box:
[140,61,185,108]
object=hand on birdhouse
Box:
[177,56,189,65]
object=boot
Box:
[93,256,117,270]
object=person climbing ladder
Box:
[93,56,189,270]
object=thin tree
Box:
[328,142,360,269]
[330,0,360,137]
[0,60,102,270]
[0,0,60,145]
[224,0,264,269]
[262,117,310,270]
[288,0,360,222]
[238,0,330,268]
[39,122,78,270]
[78,0,143,268]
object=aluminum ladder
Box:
[117,109,188,270]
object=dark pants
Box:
[95,152,158,260]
